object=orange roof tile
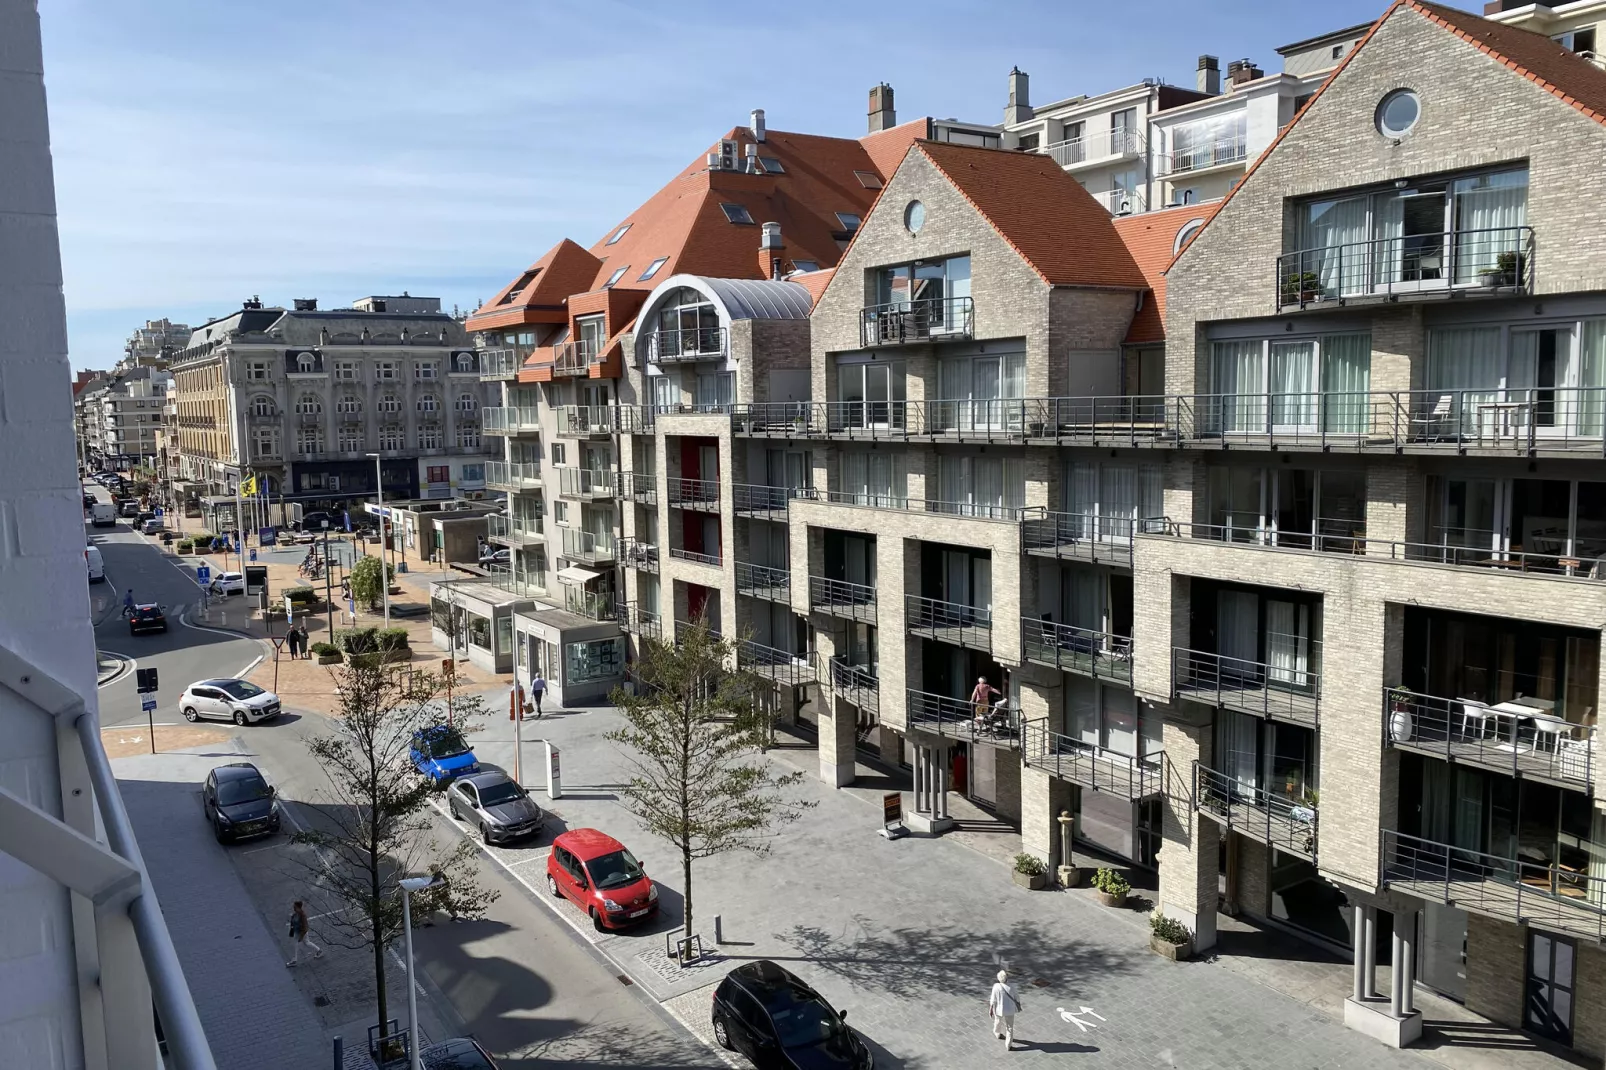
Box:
[915,141,1148,290]
[859,118,930,181]
[793,268,836,309]
[467,239,600,332]
[1112,204,1217,343]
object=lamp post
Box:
[367,453,391,628]
[397,874,443,1070]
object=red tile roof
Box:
[915,140,1148,290]
[859,118,931,181]
[1112,204,1217,343]
[793,268,836,309]
[468,239,600,332]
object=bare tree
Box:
[292,663,496,1052]
[607,620,814,946]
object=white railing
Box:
[1090,186,1147,216]
[1041,126,1145,169]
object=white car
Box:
[179,678,281,725]
[209,571,246,596]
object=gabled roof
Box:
[858,118,931,180]
[792,268,836,309]
[468,240,600,332]
[1112,204,1217,344]
[915,141,1147,290]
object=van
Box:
[85,545,105,583]
[90,501,117,527]
[120,500,140,518]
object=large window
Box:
[567,638,622,683]
[1427,475,1606,575]
[836,450,904,507]
[296,427,323,455]
[868,256,973,343]
[1062,460,1164,544]
[835,361,906,430]
[1068,676,1160,759]
[933,353,1026,431]
[650,287,721,359]
[1169,112,1247,173]
[1210,333,1371,435]
[1425,319,1606,440]
[935,454,1024,518]
[1205,466,1366,552]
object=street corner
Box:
[101,722,234,759]
[97,649,132,686]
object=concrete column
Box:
[934,744,949,820]
[1390,918,1406,1017]
[1362,906,1378,999]
[1399,909,1417,1015]
[1019,764,1073,866]
[1158,715,1220,951]
[819,696,857,787]
[912,744,928,813]
[878,726,902,767]
[1353,913,1367,1003]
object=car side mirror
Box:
[839,1009,849,1021]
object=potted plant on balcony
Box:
[1478,250,1524,288]
[1150,913,1193,962]
[1280,271,1321,304]
[1093,867,1130,908]
[1011,852,1049,890]
[1386,687,1414,743]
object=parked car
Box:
[419,1038,500,1070]
[300,511,333,531]
[478,548,510,567]
[85,545,105,583]
[90,501,118,527]
[82,491,96,508]
[179,678,282,725]
[447,770,544,844]
[545,828,657,932]
[141,517,164,535]
[410,724,479,786]
[128,603,167,635]
[201,762,280,844]
[209,571,245,596]
[119,500,140,518]
[711,960,873,1069]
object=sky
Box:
[42,0,1387,370]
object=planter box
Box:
[176,546,193,555]
[1097,890,1128,908]
[317,653,343,666]
[382,647,412,664]
[1058,865,1082,888]
[1011,869,1047,890]
[1150,935,1192,962]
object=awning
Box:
[556,565,602,586]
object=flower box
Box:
[1011,869,1047,890]
[1151,935,1192,961]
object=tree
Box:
[292,662,495,1053]
[607,620,814,947]
[348,554,395,610]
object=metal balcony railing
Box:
[1172,646,1320,727]
[1021,718,1161,799]
[564,589,615,621]
[297,411,323,426]
[731,395,1181,445]
[1381,829,1606,943]
[808,575,876,622]
[1020,509,1139,567]
[1194,762,1318,860]
[1091,187,1147,216]
[486,512,543,545]
[731,483,794,514]
[668,546,722,567]
[483,406,541,434]
[1277,226,1534,310]
[735,561,790,600]
[615,601,662,640]
[1146,517,1367,556]
[614,405,656,435]
[615,470,657,504]
[826,656,880,716]
[673,618,723,642]
[485,460,541,490]
[738,640,816,687]
[667,477,720,510]
[860,297,975,348]
[905,595,992,652]
[1041,126,1145,169]
[618,537,658,573]
[557,467,615,500]
[479,347,523,380]
[1163,136,1247,174]
[552,340,597,376]
[1022,618,1133,685]
[560,527,615,563]
[1383,687,1596,790]
[246,408,281,421]
[905,688,1021,748]
[646,326,728,364]
[559,404,617,437]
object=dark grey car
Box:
[446,771,544,844]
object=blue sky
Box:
[43,0,1386,369]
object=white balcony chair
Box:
[1411,395,1455,440]
[1460,700,1494,739]
[1531,716,1572,755]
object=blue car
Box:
[410,725,480,786]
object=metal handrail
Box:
[564,589,614,621]
[560,528,614,560]
[1163,136,1248,174]
[552,340,597,375]
[558,466,614,499]
[485,460,541,488]
[1194,761,1318,859]
[479,348,523,379]
[646,326,728,364]
[1041,126,1145,168]
[906,594,992,651]
[615,470,657,502]
[560,404,617,436]
[738,640,816,687]
[1278,225,1534,310]
[487,513,542,544]
[860,296,975,348]
[825,655,880,716]
[615,601,662,640]
[669,546,721,566]
[735,561,790,596]
[1020,718,1160,798]
[905,688,1021,747]
[1172,646,1320,727]
[808,575,877,620]
[1382,687,1595,789]
[617,537,658,572]
[731,483,794,513]
[1020,510,1140,566]
[1021,617,1133,685]
[482,406,541,433]
[667,477,720,508]
[1090,187,1147,216]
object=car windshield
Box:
[585,849,644,890]
[423,728,470,759]
[767,986,848,1049]
[477,780,525,806]
[217,776,272,806]
[218,680,264,699]
[136,607,161,618]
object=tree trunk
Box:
[681,841,693,945]
[371,845,388,1044]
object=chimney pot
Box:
[760,222,783,250]
[750,108,766,142]
[744,143,760,173]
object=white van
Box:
[85,545,105,583]
[90,501,117,527]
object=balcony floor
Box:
[1175,680,1320,728]
[1026,746,1159,800]
[907,622,992,654]
[1390,733,1592,793]
[738,582,790,603]
[1384,866,1604,944]
[1197,797,1316,862]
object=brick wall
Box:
[1464,913,1525,1031]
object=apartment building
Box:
[76,366,172,469]
[123,316,192,367]
[168,295,490,528]
[1487,0,1606,62]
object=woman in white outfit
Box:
[989,969,1022,1048]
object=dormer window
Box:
[607,224,631,245]
[854,171,883,189]
[721,203,754,225]
[605,266,630,288]
[296,353,316,372]
[499,268,539,305]
[639,257,669,282]
[836,212,862,233]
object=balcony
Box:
[826,656,879,716]
[735,561,790,601]
[564,588,615,621]
[738,640,816,687]
[905,595,992,653]
[557,467,615,501]
[1172,647,1320,728]
[731,483,794,516]
[1040,126,1145,171]
[646,326,728,365]
[618,536,658,573]
[1381,830,1606,943]
[668,546,722,567]
[615,470,657,504]
[1021,719,1161,799]
[483,406,542,435]
[1276,226,1534,311]
[808,575,876,622]
[247,408,281,422]
[552,340,596,377]
[559,404,617,438]
[905,688,1021,749]
[479,348,523,381]
[1163,136,1247,175]
[614,405,656,435]
[298,411,323,426]
[1090,187,1146,217]
[1022,618,1133,686]
[560,527,615,564]
[730,395,1178,446]
[616,601,662,640]
[485,460,541,491]
[860,297,974,348]
[667,477,720,511]
[1384,688,1596,791]
[487,513,543,547]
[1194,762,1318,861]
[1020,510,1136,568]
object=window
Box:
[247,361,270,380]
[695,372,734,411]
[375,361,397,380]
[336,394,360,413]
[456,393,478,413]
[1554,28,1597,55]
[553,500,568,524]
[460,463,484,483]
[252,428,278,457]
[1425,318,1606,439]
[650,286,721,359]
[566,637,622,683]
[454,351,477,373]
[854,170,883,189]
[338,427,362,451]
[604,265,629,288]
[933,353,1026,431]
[792,259,820,273]
[1169,112,1247,172]
[414,361,437,380]
[638,257,669,282]
[1376,89,1421,138]
[296,427,323,455]
[903,201,925,234]
[456,424,481,450]
[378,393,400,414]
[758,156,785,174]
[1209,333,1371,435]
[295,353,316,373]
[837,449,905,508]
[1063,460,1165,544]
[426,465,449,483]
[379,426,405,451]
[250,395,276,417]
[836,360,907,430]
[720,203,754,225]
[606,224,631,245]
[417,393,438,413]
[419,426,442,449]
[499,268,540,304]
[1174,218,1207,254]
[1205,465,1366,551]
[550,443,566,465]
[1016,133,1040,152]
[335,361,358,380]
[936,454,1025,518]
[836,212,862,232]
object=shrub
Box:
[309,642,342,660]
[1151,913,1192,944]
[377,627,410,652]
[1094,868,1130,897]
[175,540,193,552]
[1012,853,1048,877]
[285,586,319,606]
[336,626,380,654]
[348,555,395,610]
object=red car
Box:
[545,828,658,931]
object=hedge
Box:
[377,627,410,652]
[336,626,379,654]
[285,587,319,606]
[309,642,342,659]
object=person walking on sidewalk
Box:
[285,900,322,966]
[529,672,546,718]
[989,970,1022,1049]
[285,626,301,660]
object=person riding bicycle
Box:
[123,589,136,616]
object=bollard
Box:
[714,914,723,944]
[332,1036,343,1070]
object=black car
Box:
[419,1038,500,1069]
[712,960,873,1069]
[202,762,281,844]
[82,492,96,508]
[128,603,168,635]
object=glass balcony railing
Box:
[560,527,615,563]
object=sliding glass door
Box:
[1211,335,1371,436]
[838,362,905,430]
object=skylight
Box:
[854,171,883,189]
[759,156,785,174]
[721,203,755,225]
[792,260,820,273]
[639,257,669,282]
[836,212,862,232]
[606,224,631,245]
[605,266,629,288]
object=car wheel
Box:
[182,706,199,722]
[212,819,227,844]
[590,909,606,933]
[480,824,493,845]
[448,799,462,822]
[713,1014,733,1051]
[546,873,562,898]
[233,710,248,727]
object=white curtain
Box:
[1453,170,1528,283]
[1002,457,1025,515]
[1427,327,1504,434]
[1003,354,1027,431]
[1067,460,1098,540]
[1270,341,1318,430]
[1581,320,1606,438]
[1100,464,1136,544]
[1321,333,1372,434]
[939,456,964,511]
[1212,340,1265,433]
[1216,711,1260,791]
[869,453,898,507]
[1066,569,1103,632]
[840,451,867,505]
[1217,590,1260,670]
[1102,688,1138,757]
[1068,676,1099,747]
[1372,194,1405,290]
[972,457,1003,517]
[937,358,964,431]
[1299,196,1369,296]
[1138,464,1164,530]
[1265,600,1310,688]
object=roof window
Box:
[836,212,862,232]
[606,224,631,245]
[759,156,785,174]
[639,257,669,282]
[854,171,883,189]
[792,260,820,273]
[721,203,755,225]
[604,266,630,288]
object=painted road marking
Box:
[1058,1006,1106,1032]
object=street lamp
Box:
[397,874,443,1070]
[367,453,391,628]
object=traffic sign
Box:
[140,695,157,712]
[135,667,158,693]
[154,507,163,517]
[249,548,258,563]
[196,564,211,584]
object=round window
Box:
[904,200,926,234]
[1376,89,1421,138]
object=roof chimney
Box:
[759,222,785,280]
[867,83,896,133]
[1226,58,1263,86]
[1197,55,1220,95]
[293,297,318,311]
[750,108,766,142]
[1004,67,1032,124]
[744,142,760,174]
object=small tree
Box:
[292,662,495,1051]
[348,554,395,610]
[607,620,813,946]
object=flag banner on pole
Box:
[239,475,257,497]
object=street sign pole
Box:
[323,522,334,640]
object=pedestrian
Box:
[529,671,546,718]
[989,969,1022,1049]
[285,900,322,966]
[971,675,1000,730]
[123,588,136,616]
[296,624,310,659]
[284,627,299,660]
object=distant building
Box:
[122,316,192,368]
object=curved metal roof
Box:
[644,274,814,324]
